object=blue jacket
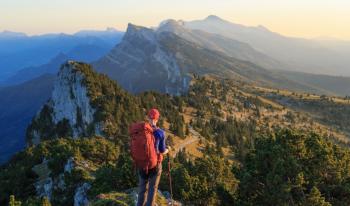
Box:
[153,127,166,153]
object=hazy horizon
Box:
[1,0,350,40]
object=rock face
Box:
[74,183,91,206]
[31,156,94,205]
[27,61,101,145]
[32,159,53,200]
[34,178,53,200]
[93,23,191,95]
[64,157,75,173]
[93,22,314,96]
[50,61,95,137]
[26,60,144,146]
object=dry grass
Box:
[253,86,350,105]
[164,77,350,163]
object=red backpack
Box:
[129,122,158,171]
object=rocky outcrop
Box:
[34,177,53,200]
[27,61,103,145]
[74,183,91,206]
[32,157,94,205]
[32,159,53,200]
[93,23,191,95]
[50,61,95,137]
[64,157,75,173]
[92,188,182,206]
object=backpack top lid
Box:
[129,121,153,135]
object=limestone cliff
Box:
[26,61,101,145]
[26,61,143,145]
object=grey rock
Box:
[74,183,91,206]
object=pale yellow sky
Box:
[1,0,350,40]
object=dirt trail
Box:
[171,126,200,157]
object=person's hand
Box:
[163,148,169,155]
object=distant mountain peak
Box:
[205,15,224,21]
[124,23,157,42]
[157,19,186,34]
[0,30,27,38]
[256,25,270,32]
[126,23,146,31]
[106,27,118,32]
[159,19,184,27]
[73,27,122,37]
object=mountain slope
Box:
[276,70,350,96]
[312,38,350,56]
[2,63,350,205]
[0,30,26,39]
[185,15,350,76]
[93,24,191,94]
[0,74,54,163]
[158,19,286,71]
[26,61,143,145]
[2,43,112,86]
[1,53,69,86]
[94,23,321,95]
[0,29,123,81]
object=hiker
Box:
[129,108,169,206]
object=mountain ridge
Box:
[26,61,145,145]
[94,23,325,95]
[184,15,350,76]
[156,19,287,71]
[0,29,123,81]
[0,74,54,163]
[2,43,112,86]
[2,60,350,205]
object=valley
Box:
[1,13,350,206]
[1,61,350,205]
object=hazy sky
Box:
[1,0,350,40]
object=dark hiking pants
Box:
[137,164,162,206]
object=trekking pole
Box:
[167,153,174,205]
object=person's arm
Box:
[156,129,169,154]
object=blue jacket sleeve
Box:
[154,128,166,153]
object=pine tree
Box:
[9,195,15,206]
[9,195,21,206]
[303,187,331,206]
[41,197,51,206]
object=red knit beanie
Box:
[148,108,160,120]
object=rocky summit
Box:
[94,23,191,95]
[27,61,100,145]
